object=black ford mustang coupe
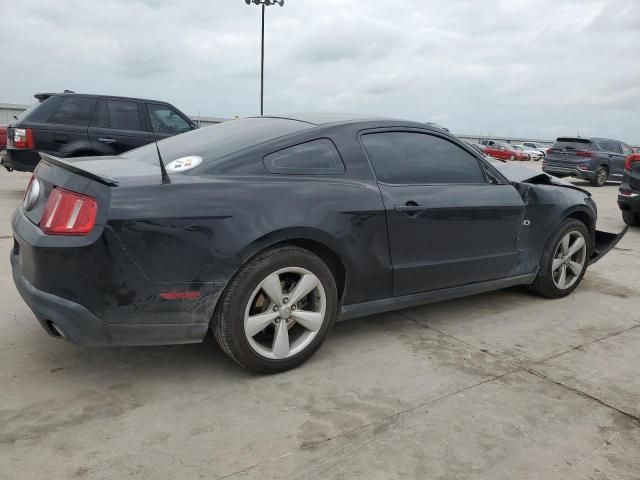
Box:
[11,114,625,372]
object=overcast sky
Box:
[1,0,638,143]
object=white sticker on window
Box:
[166,156,203,172]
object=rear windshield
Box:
[15,102,42,123]
[125,117,313,168]
[553,138,593,150]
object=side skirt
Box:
[338,272,537,322]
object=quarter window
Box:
[47,97,97,126]
[263,139,345,175]
[361,132,486,184]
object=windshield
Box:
[124,117,313,168]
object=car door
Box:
[32,95,96,157]
[88,99,151,155]
[145,102,195,140]
[361,130,525,296]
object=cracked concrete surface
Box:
[0,167,639,479]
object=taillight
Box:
[625,154,640,171]
[12,128,36,149]
[547,148,556,155]
[39,187,98,235]
[576,151,592,157]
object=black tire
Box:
[622,210,640,227]
[528,218,591,299]
[212,245,338,373]
[590,166,608,187]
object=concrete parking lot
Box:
[1,165,639,479]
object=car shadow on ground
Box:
[32,286,536,384]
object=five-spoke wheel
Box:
[529,218,591,298]
[212,246,337,373]
[244,268,326,360]
[551,231,587,290]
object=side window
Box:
[263,139,345,175]
[147,103,192,134]
[47,97,97,126]
[91,101,109,128]
[362,132,486,184]
[608,141,622,154]
[621,143,634,155]
[93,100,143,131]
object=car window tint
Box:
[264,139,345,175]
[610,141,623,154]
[91,101,110,128]
[362,132,486,184]
[106,100,143,131]
[47,97,97,126]
[148,103,191,134]
[124,117,313,169]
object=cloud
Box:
[0,0,638,143]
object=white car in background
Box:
[521,141,550,156]
[515,144,544,161]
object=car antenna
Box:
[149,119,171,185]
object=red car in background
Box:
[482,141,528,161]
[0,125,7,151]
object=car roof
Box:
[35,91,175,105]
[256,113,433,129]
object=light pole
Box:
[245,0,284,116]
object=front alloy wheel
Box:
[591,166,608,187]
[529,218,591,298]
[551,231,587,290]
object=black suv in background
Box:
[618,153,640,226]
[1,92,197,172]
[542,137,634,187]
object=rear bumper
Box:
[1,148,40,172]
[11,250,209,346]
[10,206,215,347]
[543,164,594,180]
[618,193,640,213]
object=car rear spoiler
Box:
[39,153,118,186]
[589,227,628,265]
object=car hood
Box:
[492,162,591,196]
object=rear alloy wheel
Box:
[529,219,591,298]
[591,166,608,187]
[510,155,515,161]
[212,246,337,373]
[622,210,640,227]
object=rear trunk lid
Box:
[24,153,163,228]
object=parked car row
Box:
[482,140,548,162]
[1,91,197,172]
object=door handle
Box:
[98,138,116,144]
[394,201,425,213]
